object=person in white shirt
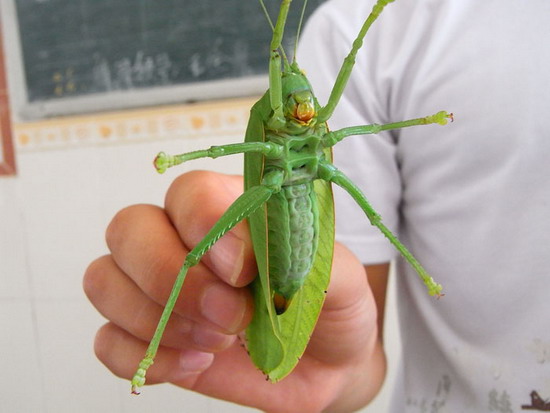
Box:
[84,0,550,411]
[298,0,550,411]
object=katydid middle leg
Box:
[322,111,452,148]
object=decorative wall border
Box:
[14,96,257,152]
[0,19,15,175]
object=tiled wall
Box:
[14,98,253,153]
[0,8,399,410]
[0,98,262,412]
[0,96,400,413]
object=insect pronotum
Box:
[131,0,451,393]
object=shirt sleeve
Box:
[297,4,402,264]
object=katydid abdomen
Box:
[245,83,328,313]
[267,181,319,310]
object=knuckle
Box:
[168,171,242,218]
[128,299,164,340]
[105,204,157,249]
[168,170,221,207]
[83,256,110,300]
[93,323,114,365]
[105,206,134,249]
[140,249,186,302]
[93,324,134,380]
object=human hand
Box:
[84,171,385,413]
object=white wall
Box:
[1,97,403,413]
[0,97,262,412]
[0,8,401,413]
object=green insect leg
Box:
[131,182,278,394]
[267,0,291,130]
[154,141,282,174]
[318,0,397,123]
[318,161,443,297]
[322,111,453,148]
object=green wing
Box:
[244,95,335,380]
[244,92,285,372]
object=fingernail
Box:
[178,350,214,375]
[201,283,246,333]
[210,233,245,285]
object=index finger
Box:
[164,170,257,287]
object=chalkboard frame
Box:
[4,0,326,121]
[18,72,269,120]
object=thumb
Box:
[307,242,379,365]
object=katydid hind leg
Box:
[318,161,443,297]
[131,183,277,394]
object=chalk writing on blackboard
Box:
[13,0,328,118]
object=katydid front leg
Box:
[131,175,282,394]
[154,142,282,174]
[318,0,397,123]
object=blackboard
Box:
[14,0,328,118]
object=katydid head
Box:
[282,70,317,125]
[285,89,315,123]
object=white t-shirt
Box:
[299,0,550,411]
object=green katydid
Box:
[131,0,451,393]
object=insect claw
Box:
[153,151,170,174]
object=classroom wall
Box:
[1,96,264,412]
[0,7,401,413]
